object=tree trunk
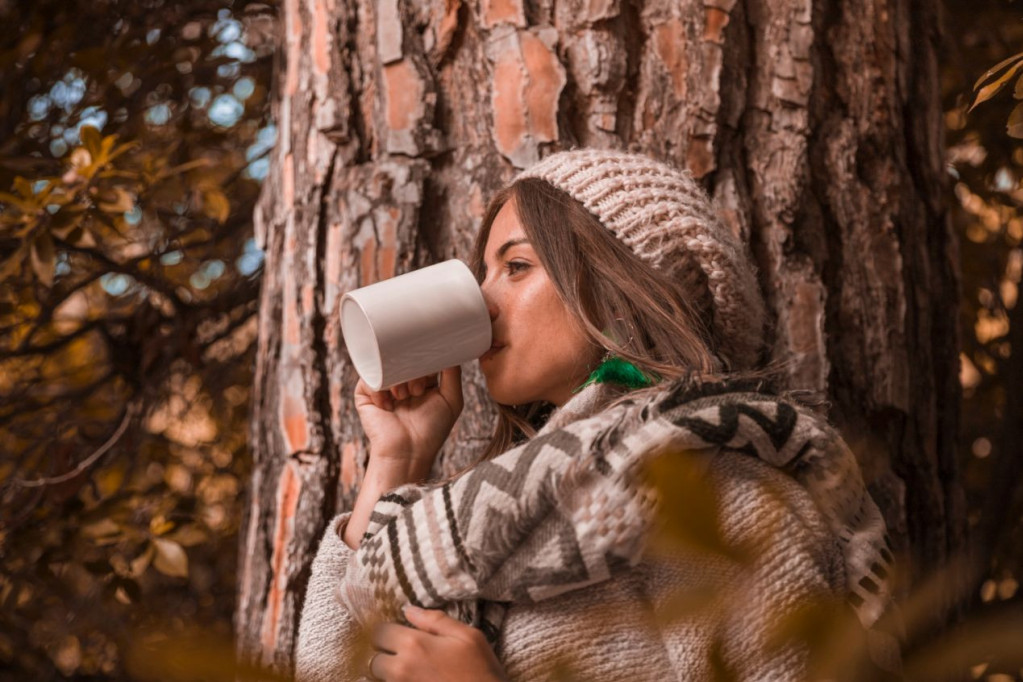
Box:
[236,0,963,673]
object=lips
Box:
[480,342,506,363]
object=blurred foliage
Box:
[944,0,1023,679]
[0,0,274,679]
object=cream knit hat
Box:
[517,148,766,370]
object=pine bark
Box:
[236,0,963,673]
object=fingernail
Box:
[403,604,421,615]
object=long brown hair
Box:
[470,178,728,459]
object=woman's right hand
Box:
[354,366,464,480]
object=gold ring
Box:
[367,652,381,681]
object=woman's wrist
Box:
[366,448,434,485]
[341,452,434,549]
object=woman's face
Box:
[478,200,601,407]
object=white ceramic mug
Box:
[340,259,492,391]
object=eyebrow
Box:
[496,238,530,259]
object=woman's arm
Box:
[343,367,463,549]
[296,514,363,682]
[297,367,479,681]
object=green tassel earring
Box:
[575,355,656,392]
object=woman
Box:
[296,150,899,681]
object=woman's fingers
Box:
[438,366,464,412]
[356,379,394,410]
[368,649,392,681]
[391,382,409,401]
[402,604,469,637]
[385,374,442,402]
[371,622,407,653]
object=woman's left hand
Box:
[367,605,508,682]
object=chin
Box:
[485,383,521,407]
[482,373,534,407]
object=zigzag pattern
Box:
[339,380,894,652]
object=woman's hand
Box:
[355,366,464,479]
[367,606,507,682]
[343,367,463,549]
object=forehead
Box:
[485,201,528,256]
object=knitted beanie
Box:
[516,148,766,370]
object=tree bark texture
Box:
[237,0,963,673]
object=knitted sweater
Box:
[296,379,891,681]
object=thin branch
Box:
[199,306,257,348]
[59,241,185,307]
[0,370,117,428]
[13,268,113,353]
[13,402,139,488]
[1,319,107,359]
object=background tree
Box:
[0,1,273,679]
[236,0,986,677]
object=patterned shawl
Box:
[338,377,899,671]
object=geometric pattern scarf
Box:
[338,377,900,673]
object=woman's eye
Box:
[505,261,529,275]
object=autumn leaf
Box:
[149,515,175,536]
[0,247,28,284]
[1008,102,1023,138]
[68,147,93,178]
[972,50,1023,91]
[167,524,208,547]
[200,188,230,223]
[81,517,121,540]
[97,186,135,213]
[970,57,1023,112]
[81,126,103,160]
[152,537,189,578]
[30,232,55,287]
[643,452,750,565]
[130,544,155,577]
[0,190,38,213]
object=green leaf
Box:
[30,232,55,287]
[1008,102,1023,138]
[973,50,1023,91]
[152,537,188,578]
[969,58,1023,112]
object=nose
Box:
[480,278,498,321]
